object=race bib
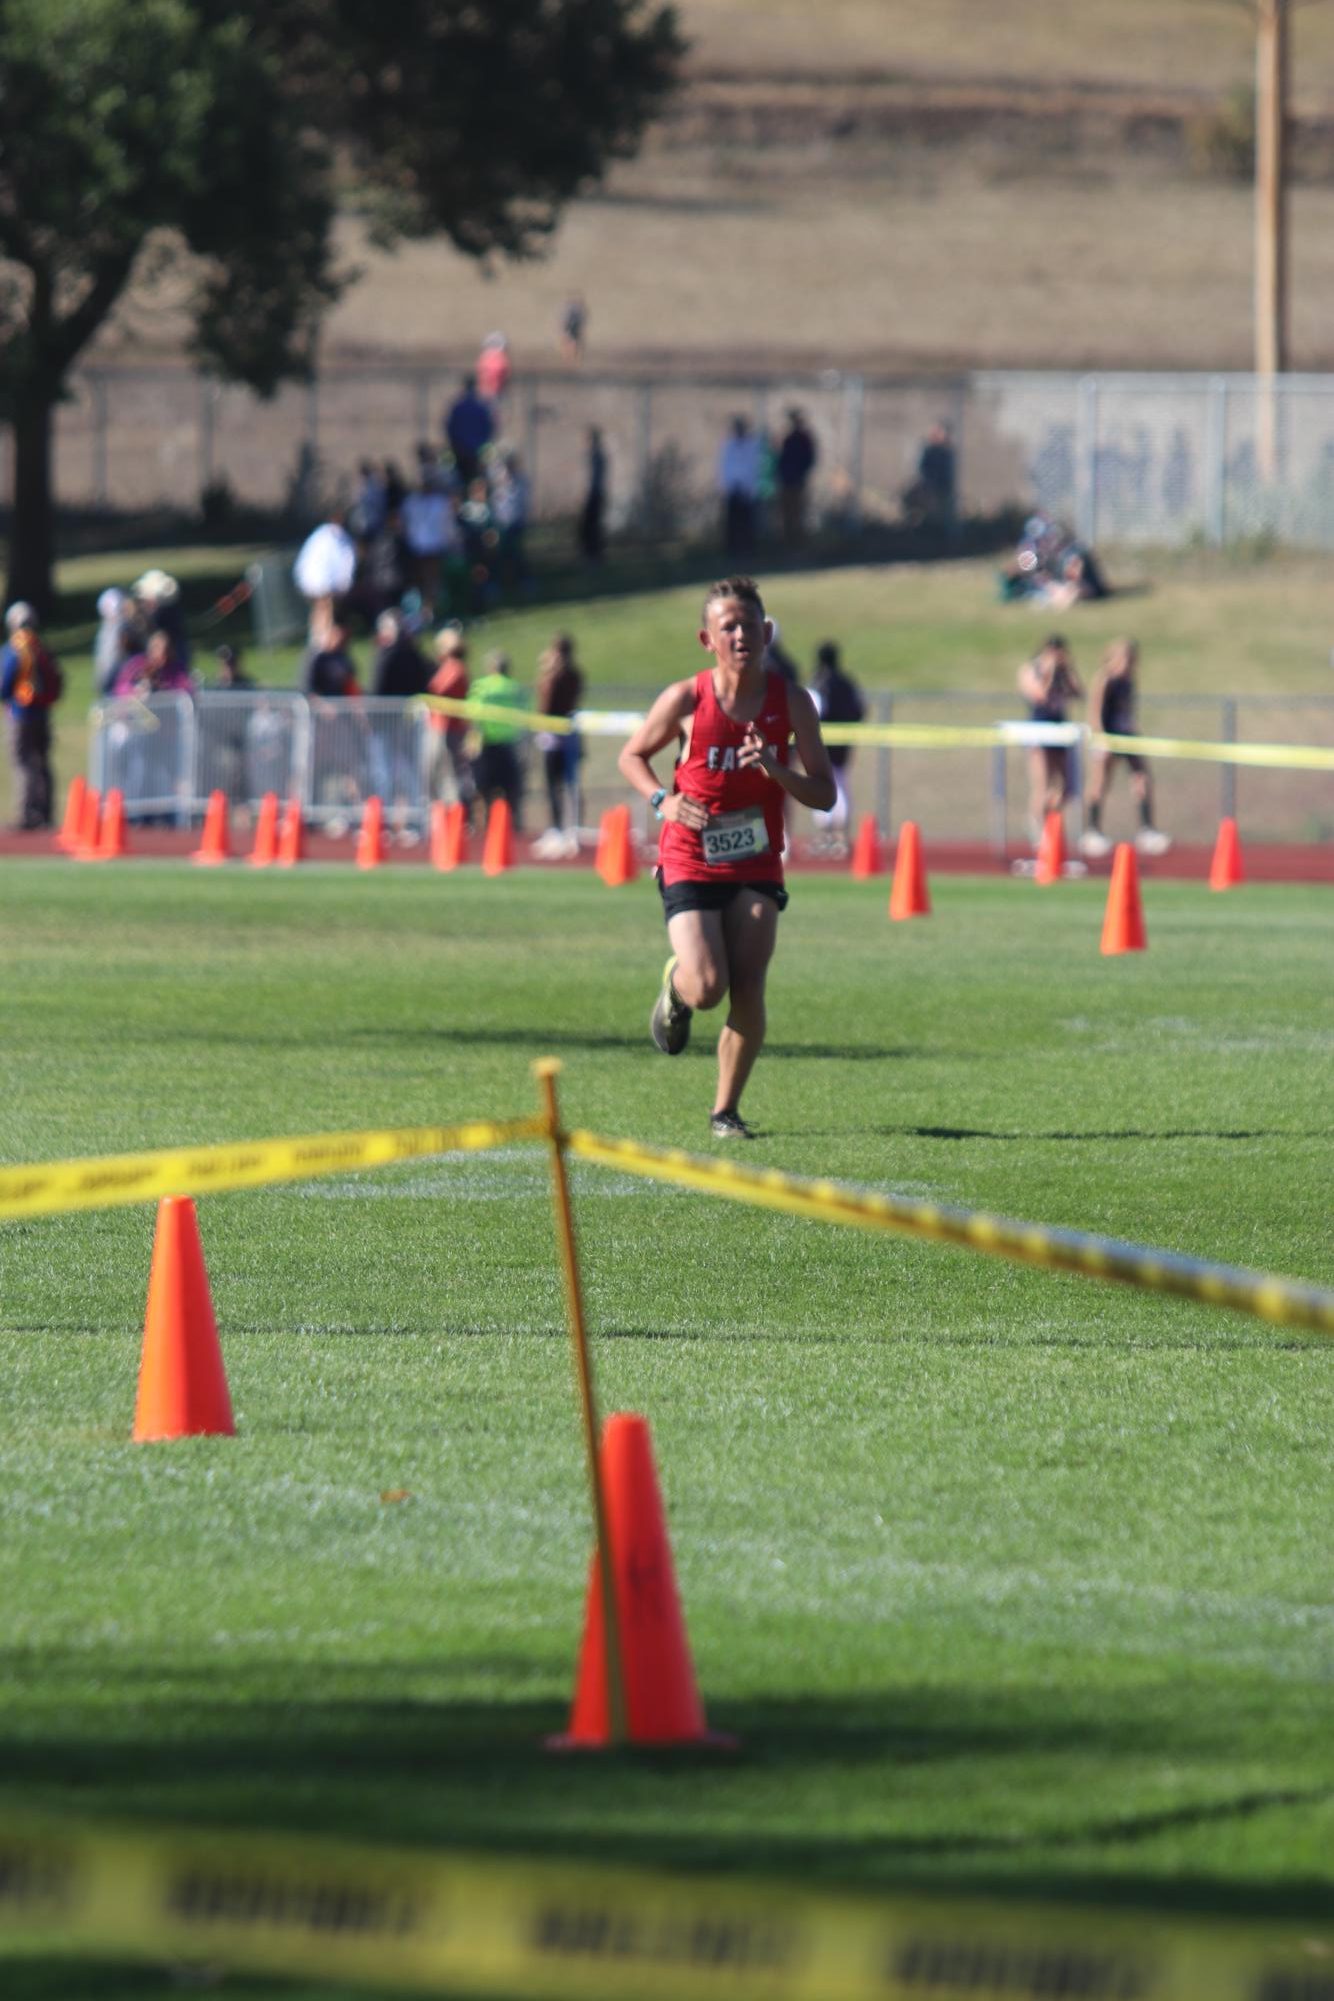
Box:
[701,807,769,866]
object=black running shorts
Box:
[657,873,789,921]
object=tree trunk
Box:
[5,392,57,615]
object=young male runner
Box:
[618,576,836,1139]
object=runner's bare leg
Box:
[666,908,729,1011]
[713,892,778,1115]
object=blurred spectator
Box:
[1017,633,1084,845]
[491,450,532,596]
[370,608,428,832]
[212,643,253,690]
[533,633,585,859]
[133,568,191,665]
[579,426,608,564]
[903,421,957,530]
[718,414,761,558]
[476,332,512,403]
[561,295,587,362]
[114,627,195,699]
[302,619,363,830]
[1081,637,1171,859]
[351,460,388,540]
[999,514,1108,605]
[425,627,475,819]
[444,376,493,482]
[777,408,817,545]
[763,619,801,687]
[1,601,62,831]
[470,650,527,828]
[458,477,498,609]
[402,474,458,620]
[809,639,865,855]
[383,460,408,515]
[372,607,430,698]
[1043,547,1108,609]
[349,506,413,626]
[94,586,139,696]
[415,440,448,493]
[302,619,360,700]
[294,509,357,639]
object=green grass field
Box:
[2,859,1332,1996]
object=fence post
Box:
[1206,377,1228,546]
[635,382,653,533]
[990,744,1008,855]
[1221,697,1238,823]
[875,692,892,833]
[92,373,110,509]
[1076,375,1099,548]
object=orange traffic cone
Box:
[889,820,931,920]
[76,786,102,860]
[94,788,129,861]
[593,808,615,881]
[598,804,638,886]
[849,813,884,878]
[433,800,468,871]
[132,1197,235,1442]
[1034,810,1066,885]
[356,794,385,870]
[482,797,514,876]
[57,774,86,852]
[249,791,279,867]
[191,789,231,866]
[1100,842,1147,956]
[1209,817,1245,891]
[276,797,304,867]
[552,1413,730,1750]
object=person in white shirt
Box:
[293,511,357,643]
[717,415,761,559]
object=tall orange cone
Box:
[276,796,304,867]
[1034,809,1066,885]
[482,797,514,876]
[849,813,884,878]
[249,791,279,867]
[593,808,615,881]
[1209,817,1245,891]
[433,799,468,871]
[553,1413,729,1749]
[1100,842,1147,955]
[132,1197,235,1441]
[57,774,86,852]
[94,788,129,860]
[889,820,931,920]
[598,804,638,886]
[76,786,102,860]
[191,789,231,865]
[356,794,385,869]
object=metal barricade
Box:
[193,691,310,812]
[89,692,195,825]
[304,695,430,834]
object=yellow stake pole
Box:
[533,1060,629,1746]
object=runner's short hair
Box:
[702,575,765,620]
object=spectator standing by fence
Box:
[777,409,817,545]
[1081,638,1171,859]
[294,509,357,642]
[809,640,864,855]
[94,587,137,695]
[579,426,608,564]
[718,415,761,559]
[470,651,527,829]
[476,333,511,405]
[1,602,62,832]
[426,628,475,820]
[402,473,457,620]
[1017,633,1083,846]
[533,633,585,859]
[444,376,493,482]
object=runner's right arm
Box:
[618,680,708,830]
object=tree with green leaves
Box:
[0,0,683,609]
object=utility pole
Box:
[1255,0,1289,483]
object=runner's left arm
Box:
[739,684,837,812]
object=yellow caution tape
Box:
[2,1813,1331,2001]
[566,1133,1334,1337]
[1093,729,1334,770]
[421,694,575,735]
[0,1117,545,1221]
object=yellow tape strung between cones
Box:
[0,1118,545,1221]
[420,694,1334,770]
[2,1813,1331,2001]
[567,1132,1334,1336]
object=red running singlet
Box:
[659,668,791,885]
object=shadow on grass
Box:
[880,1125,1312,1144]
[2,1665,1331,1922]
[346,1025,923,1063]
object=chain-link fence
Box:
[20,362,1334,547]
[85,688,1334,848]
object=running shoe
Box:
[1078,828,1112,859]
[709,1109,755,1140]
[1135,827,1172,856]
[649,955,692,1055]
